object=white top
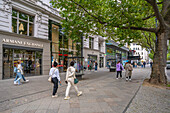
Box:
[49,67,60,81]
[66,66,76,81]
[17,64,24,75]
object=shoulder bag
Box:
[48,68,57,82]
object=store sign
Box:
[60,48,77,52]
[2,39,43,48]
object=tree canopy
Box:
[50,0,163,45]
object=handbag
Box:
[48,76,52,82]
[48,68,57,82]
[74,78,79,84]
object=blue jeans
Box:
[14,74,26,81]
[14,72,22,84]
[95,66,97,71]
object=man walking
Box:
[143,62,146,68]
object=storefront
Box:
[0,31,51,80]
[49,20,83,75]
[106,41,129,70]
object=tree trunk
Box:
[149,0,170,85]
[149,30,168,85]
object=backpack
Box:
[128,65,133,71]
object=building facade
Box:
[130,43,149,62]
[0,0,62,79]
[83,35,106,68]
[106,40,129,69]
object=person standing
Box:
[64,61,82,100]
[89,61,93,71]
[49,61,61,98]
[143,62,146,68]
[116,61,124,79]
[95,61,98,72]
[150,61,153,68]
[124,61,133,81]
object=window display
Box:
[3,48,42,79]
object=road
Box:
[166,69,170,82]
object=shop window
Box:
[12,9,34,36]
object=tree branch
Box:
[70,0,106,24]
[142,14,155,20]
[145,0,166,29]
[118,26,156,33]
[142,32,155,53]
[157,2,163,4]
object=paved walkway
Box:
[0,68,151,113]
[126,85,170,113]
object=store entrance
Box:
[3,48,42,79]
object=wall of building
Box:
[130,43,149,62]
[0,31,51,79]
[83,35,106,68]
[0,0,61,79]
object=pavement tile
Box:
[0,68,152,113]
[35,110,47,113]
[46,109,58,113]
[70,103,80,108]
[98,102,113,112]
[68,108,80,113]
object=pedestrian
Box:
[116,61,124,79]
[64,61,82,100]
[49,61,61,98]
[14,61,23,85]
[14,60,29,84]
[134,62,137,68]
[95,61,98,72]
[143,62,146,68]
[89,61,93,71]
[141,62,143,68]
[150,61,153,68]
[124,61,133,81]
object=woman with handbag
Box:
[64,61,82,100]
[49,61,61,98]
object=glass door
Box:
[3,48,13,79]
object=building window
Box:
[142,52,143,55]
[89,37,94,49]
[133,48,135,50]
[99,43,101,52]
[12,9,34,36]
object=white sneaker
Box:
[52,94,58,98]
[126,78,128,81]
[77,91,82,97]
[25,80,29,82]
[64,96,70,100]
[116,78,118,79]
[129,79,132,81]
[14,81,17,85]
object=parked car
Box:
[167,61,170,69]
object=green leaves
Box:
[51,0,158,50]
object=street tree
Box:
[51,0,170,85]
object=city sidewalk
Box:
[0,68,151,113]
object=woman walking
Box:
[49,61,61,98]
[14,61,23,85]
[64,61,82,100]
[116,61,124,79]
[124,61,133,81]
